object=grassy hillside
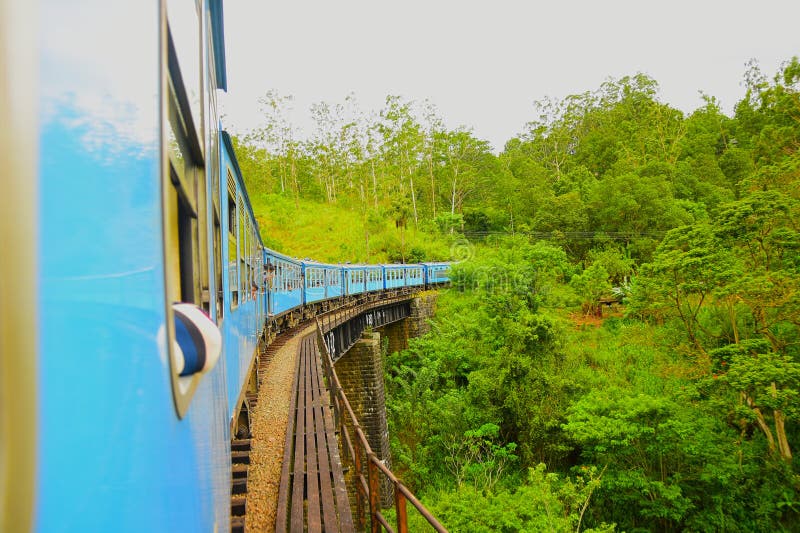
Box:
[250,192,452,264]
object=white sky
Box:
[221,0,800,152]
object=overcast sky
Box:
[221,0,799,152]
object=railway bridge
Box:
[230,290,447,533]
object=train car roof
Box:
[341,264,383,269]
[300,260,341,268]
[263,247,302,266]
[210,0,227,90]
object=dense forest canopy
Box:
[238,58,800,531]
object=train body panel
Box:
[406,265,424,287]
[365,265,384,292]
[342,266,364,296]
[326,267,344,299]
[35,1,231,531]
[383,265,405,289]
[423,262,451,285]
[302,261,343,304]
[265,249,303,315]
[383,264,423,289]
[220,133,264,420]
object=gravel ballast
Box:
[245,324,316,532]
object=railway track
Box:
[227,290,432,532]
[230,319,314,533]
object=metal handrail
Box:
[314,318,448,533]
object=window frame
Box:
[160,0,212,419]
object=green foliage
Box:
[570,263,612,316]
[388,233,800,531]
[444,423,518,492]
[415,465,615,533]
[235,58,800,533]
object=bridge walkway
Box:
[274,332,354,532]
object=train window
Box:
[227,173,238,309]
[162,0,213,418]
[166,0,203,149]
[209,119,222,322]
[238,194,246,300]
[249,225,256,292]
[242,220,248,300]
[213,210,223,322]
[249,229,255,295]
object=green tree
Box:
[570,263,612,317]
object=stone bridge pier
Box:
[334,292,438,508]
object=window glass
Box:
[238,196,246,298]
[227,183,238,308]
[166,0,203,148]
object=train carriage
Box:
[21,1,241,531]
[406,265,425,287]
[1,1,450,531]
[383,265,405,289]
[423,262,451,286]
[264,249,303,317]
[302,261,344,304]
[220,131,266,422]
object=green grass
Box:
[250,193,452,264]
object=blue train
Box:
[0,1,448,531]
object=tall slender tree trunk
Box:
[450,164,459,219]
[409,172,418,227]
[772,383,792,461]
[743,391,778,456]
[729,299,739,344]
[279,154,286,193]
[290,153,299,209]
[429,153,436,218]
[371,160,378,208]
